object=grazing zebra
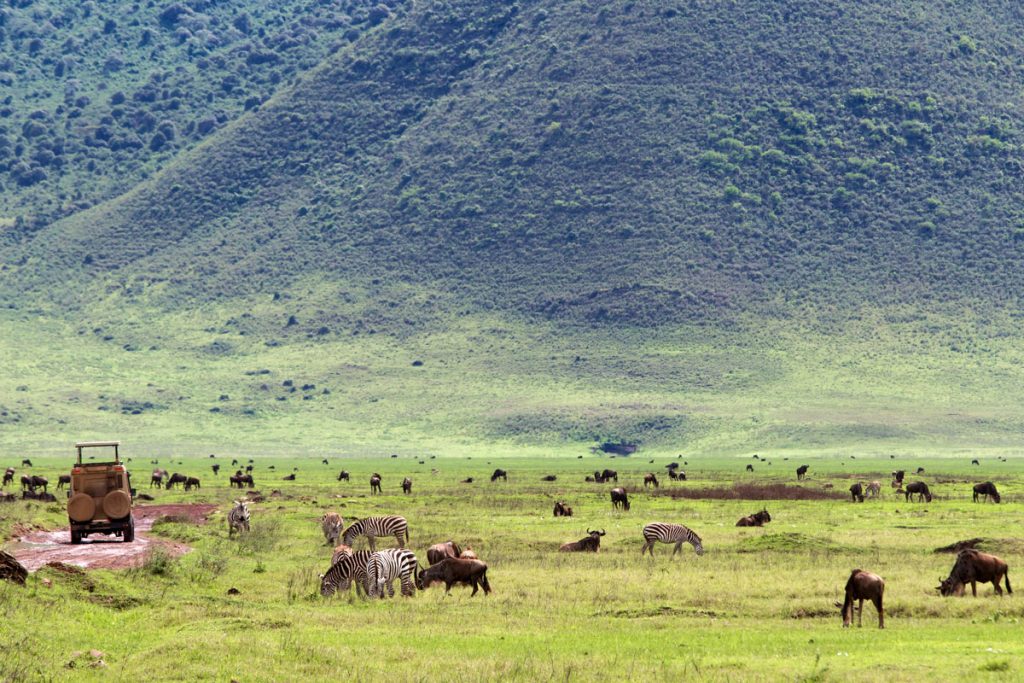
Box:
[865,481,881,498]
[366,548,418,598]
[321,512,344,546]
[342,516,408,551]
[228,501,250,536]
[320,550,375,597]
[641,522,704,557]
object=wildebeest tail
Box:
[1005,568,1012,595]
[480,568,492,594]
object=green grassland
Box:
[1,454,1022,682]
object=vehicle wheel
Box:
[70,530,82,544]
[123,519,135,543]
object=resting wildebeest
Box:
[836,569,885,628]
[165,473,187,490]
[849,483,865,502]
[553,501,573,517]
[540,474,557,482]
[796,465,809,480]
[490,469,507,482]
[427,540,462,565]
[23,490,57,502]
[211,464,220,476]
[938,549,1011,597]
[643,473,659,489]
[973,482,1000,504]
[745,464,754,473]
[282,473,296,481]
[559,529,605,552]
[600,469,618,482]
[736,509,771,527]
[904,481,931,502]
[184,476,201,491]
[610,487,630,511]
[370,473,382,494]
[461,477,474,484]
[415,557,491,595]
[402,477,412,494]
[2,468,13,487]
[337,470,350,481]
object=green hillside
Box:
[2,0,1024,453]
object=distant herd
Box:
[2,456,1014,627]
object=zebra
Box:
[366,548,418,598]
[342,516,408,551]
[641,522,704,557]
[228,501,250,536]
[320,550,375,597]
[321,512,344,546]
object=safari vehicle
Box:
[67,441,136,544]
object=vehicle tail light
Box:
[114,466,125,472]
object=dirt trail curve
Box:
[8,504,218,571]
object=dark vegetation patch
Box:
[597,605,726,619]
[656,484,847,501]
[737,533,845,554]
[933,538,1024,554]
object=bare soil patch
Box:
[8,504,217,571]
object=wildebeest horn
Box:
[599,529,606,535]
[587,528,593,534]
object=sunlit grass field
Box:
[1,454,1021,681]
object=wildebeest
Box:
[541,474,557,482]
[490,469,507,482]
[321,512,344,546]
[643,473,659,489]
[245,464,254,473]
[232,459,238,466]
[21,459,31,467]
[736,509,771,527]
[938,549,1011,597]
[402,477,412,494]
[22,475,47,492]
[745,464,754,473]
[337,470,350,481]
[20,475,31,490]
[211,464,220,476]
[415,557,491,595]
[971,459,980,466]
[282,473,296,481]
[427,540,462,565]
[461,477,474,484]
[165,473,187,490]
[230,471,255,488]
[796,465,809,480]
[610,487,630,511]
[322,459,329,465]
[849,483,864,503]
[2,468,13,487]
[972,482,1000,504]
[553,501,573,517]
[150,468,167,488]
[892,470,905,486]
[865,481,881,498]
[559,529,605,552]
[370,473,382,494]
[904,481,932,502]
[667,462,680,470]
[836,569,885,628]
[184,476,201,491]
[600,469,618,482]
[23,490,57,502]
[915,467,925,474]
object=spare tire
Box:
[102,490,131,520]
[68,493,96,522]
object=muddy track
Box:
[9,504,218,571]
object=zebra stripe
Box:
[321,512,344,546]
[641,522,704,557]
[366,548,418,599]
[228,501,250,536]
[342,516,409,551]
[320,550,375,597]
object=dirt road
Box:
[9,504,217,571]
